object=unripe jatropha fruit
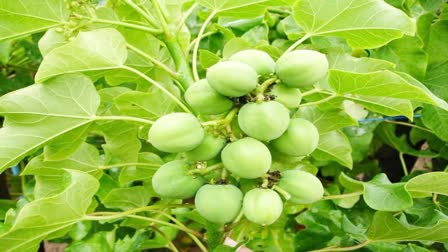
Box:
[152,160,205,199]
[271,118,319,156]
[238,101,290,141]
[184,79,234,115]
[185,133,227,161]
[229,49,275,76]
[278,170,324,204]
[243,188,283,225]
[268,84,302,109]
[206,61,258,97]
[195,184,243,224]
[275,50,329,87]
[148,113,204,153]
[221,137,271,179]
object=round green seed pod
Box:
[243,188,283,225]
[278,170,324,204]
[238,101,290,141]
[206,61,258,97]
[275,50,329,87]
[229,49,275,76]
[185,133,227,161]
[152,160,205,199]
[271,118,319,156]
[195,184,243,224]
[184,79,234,115]
[148,113,204,153]
[268,84,302,109]
[221,137,271,179]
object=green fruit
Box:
[184,79,234,115]
[275,50,329,87]
[268,84,302,109]
[206,61,258,97]
[195,184,243,224]
[148,113,204,153]
[185,133,227,161]
[238,101,290,141]
[221,137,271,179]
[243,188,283,225]
[271,118,319,156]
[278,170,324,204]
[152,160,205,199]
[229,49,275,76]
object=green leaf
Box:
[102,186,152,210]
[328,51,395,73]
[99,121,141,166]
[329,70,448,110]
[294,106,358,134]
[199,49,221,69]
[0,74,99,173]
[312,130,353,169]
[422,105,448,141]
[43,124,91,161]
[346,96,413,118]
[114,89,178,120]
[119,152,163,185]
[371,36,427,80]
[0,170,99,251]
[341,173,413,211]
[38,29,67,56]
[35,28,127,82]
[0,0,68,41]
[376,124,437,157]
[367,211,448,242]
[406,172,448,196]
[198,0,291,18]
[222,37,251,59]
[293,0,415,48]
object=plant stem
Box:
[321,191,363,200]
[301,88,322,97]
[201,107,239,126]
[95,115,154,125]
[176,2,199,33]
[91,18,163,34]
[126,43,177,78]
[188,162,224,175]
[164,37,195,89]
[384,120,434,134]
[284,34,311,54]
[187,31,216,52]
[121,65,192,113]
[121,0,160,28]
[272,185,291,200]
[299,94,337,107]
[310,240,370,252]
[192,10,218,81]
[257,77,278,94]
[99,162,161,170]
[151,0,170,37]
[399,152,409,176]
[151,226,180,252]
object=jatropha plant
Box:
[0,0,448,251]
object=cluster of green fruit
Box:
[148,49,328,225]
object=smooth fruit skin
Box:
[278,170,324,204]
[229,49,275,76]
[221,137,271,179]
[195,184,243,224]
[275,50,329,87]
[243,188,283,225]
[206,61,258,97]
[268,84,302,109]
[271,118,319,156]
[152,160,205,199]
[184,79,234,115]
[185,133,227,161]
[148,113,204,153]
[238,101,290,142]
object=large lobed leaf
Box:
[0,0,68,41]
[0,170,99,251]
[293,0,415,48]
[0,74,100,173]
